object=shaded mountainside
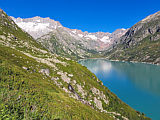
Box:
[105,11,160,65]
[36,29,103,60]
[0,8,150,120]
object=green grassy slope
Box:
[0,8,150,120]
[0,45,113,120]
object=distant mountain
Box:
[105,11,160,65]
[0,8,150,120]
[11,16,127,59]
[10,16,63,39]
[11,16,127,45]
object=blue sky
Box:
[0,0,160,33]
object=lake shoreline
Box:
[78,57,160,66]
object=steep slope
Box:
[0,8,150,120]
[11,16,127,59]
[105,11,160,65]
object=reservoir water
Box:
[79,59,160,120]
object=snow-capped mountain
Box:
[11,16,127,47]
[11,16,62,39]
[10,16,127,59]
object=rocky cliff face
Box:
[106,11,160,64]
[119,11,160,47]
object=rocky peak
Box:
[141,11,160,23]
[0,8,6,16]
[11,16,63,39]
[115,11,160,48]
[112,28,127,35]
[0,9,16,27]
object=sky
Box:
[0,0,160,33]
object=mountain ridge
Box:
[105,11,160,65]
[11,16,127,60]
[11,16,127,49]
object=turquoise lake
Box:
[79,59,160,120]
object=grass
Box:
[0,45,114,120]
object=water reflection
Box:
[80,59,112,75]
[110,61,160,96]
[80,59,160,96]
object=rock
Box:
[68,74,73,77]
[0,35,6,40]
[22,66,29,70]
[155,57,160,63]
[72,80,77,85]
[144,56,150,60]
[91,87,109,105]
[30,105,36,112]
[51,77,55,81]
[91,87,100,95]
[17,95,21,100]
[57,71,70,83]
[68,84,74,92]
[77,84,86,98]
[51,77,59,81]
[40,69,50,76]
[68,84,82,100]
[94,97,103,110]
[63,87,69,93]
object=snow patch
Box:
[78,34,84,37]
[72,30,77,34]
[100,36,110,43]
[16,22,51,32]
[85,34,97,40]
[36,20,40,22]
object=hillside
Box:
[105,11,160,65]
[0,8,150,120]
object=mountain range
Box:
[11,16,127,46]
[11,16,127,59]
